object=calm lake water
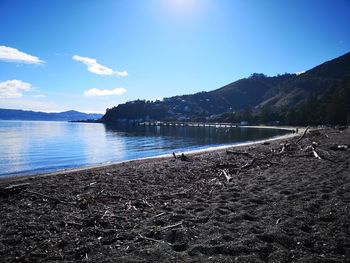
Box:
[0,121,290,178]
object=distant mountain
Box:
[0,109,103,121]
[102,52,350,125]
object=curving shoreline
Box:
[0,126,298,184]
[1,127,349,262]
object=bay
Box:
[0,120,290,178]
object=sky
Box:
[0,0,349,113]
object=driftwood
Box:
[303,145,322,160]
[279,144,286,154]
[4,182,30,190]
[219,169,233,182]
[240,158,258,169]
[295,127,309,144]
[311,146,322,159]
[330,144,349,151]
[180,153,190,162]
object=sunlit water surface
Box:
[0,121,290,178]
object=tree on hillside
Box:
[326,86,348,125]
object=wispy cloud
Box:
[33,94,46,98]
[73,55,128,77]
[84,88,127,97]
[0,80,32,98]
[0,46,45,64]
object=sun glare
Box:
[161,0,208,21]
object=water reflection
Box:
[0,121,290,177]
[0,126,28,174]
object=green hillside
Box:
[102,52,350,125]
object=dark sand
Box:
[0,128,349,263]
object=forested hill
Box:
[102,52,350,125]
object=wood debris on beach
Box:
[0,128,349,262]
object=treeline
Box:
[211,77,350,126]
[102,100,168,122]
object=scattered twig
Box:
[311,146,322,160]
[152,212,168,219]
[142,199,152,207]
[126,200,137,211]
[240,158,258,169]
[226,150,253,158]
[279,144,286,154]
[264,158,281,166]
[14,240,49,263]
[4,183,31,190]
[219,169,233,182]
[23,190,74,205]
[161,221,183,230]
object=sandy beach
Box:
[0,127,349,262]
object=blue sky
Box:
[0,0,349,113]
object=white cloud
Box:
[0,46,45,64]
[116,70,128,77]
[84,88,127,97]
[0,80,33,99]
[295,70,305,75]
[73,55,128,77]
